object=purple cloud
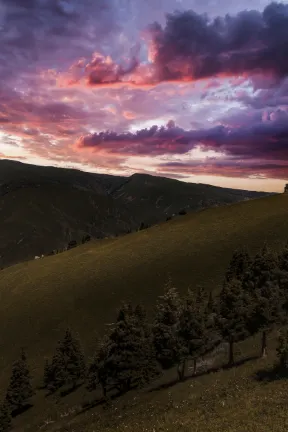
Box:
[76,109,288,161]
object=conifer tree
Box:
[204,291,222,358]
[44,329,86,391]
[249,280,284,357]
[244,244,279,290]
[217,279,251,366]
[0,401,11,432]
[89,303,159,396]
[225,248,251,283]
[43,358,62,393]
[152,284,182,374]
[5,349,34,413]
[245,245,283,357]
[178,289,208,379]
[87,335,111,398]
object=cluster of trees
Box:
[2,243,288,431]
[43,242,288,398]
[47,234,92,257]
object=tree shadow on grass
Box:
[60,382,83,397]
[149,355,259,393]
[254,364,288,382]
[44,382,83,399]
[76,392,121,416]
[11,403,33,418]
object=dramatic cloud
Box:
[0,0,287,190]
[59,2,288,89]
[76,109,288,160]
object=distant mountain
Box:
[0,159,274,268]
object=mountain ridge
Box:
[0,159,275,268]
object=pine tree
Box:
[225,248,251,283]
[277,328,288,370]
[44,329,86,391]
[245,245,283,357]
[249,280,284,357]
[0,401,11,432]
[152,284,182,374]
[5,349,34,413]
[89,304,159,396]
[178,289,209,379]
[217,279,251,366]
[244,244,279,290]
[87,335,111,398]
[43,358,62,393]
[113,303,159,393]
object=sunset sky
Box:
[1,0,288,192]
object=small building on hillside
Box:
[284,184,288,194]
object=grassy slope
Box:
[15,339,288,432]
[0,194,288,393]
[0,159,271,268]
[12,332,288,431]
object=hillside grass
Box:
[1,194,288,430]
[11,333,288,431]
[0,195,288,384]
[0,194,288,392]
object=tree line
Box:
[2,242,288,431]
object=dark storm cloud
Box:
[76,110,288,161]
[150,2,288,83]
[79,2,288,87]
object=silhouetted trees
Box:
[6,240,288,425]
[152,284,183,376]
[217,279,251,366]
[225,248,251,283]
[244,245,284,357]
[5,349,34,414]
[43,329,86,392]
[178,209,187,216]
[88,303,159,397]
[178,288,211,379]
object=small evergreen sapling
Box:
[5,349,34,413]
[44,329,86,392]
